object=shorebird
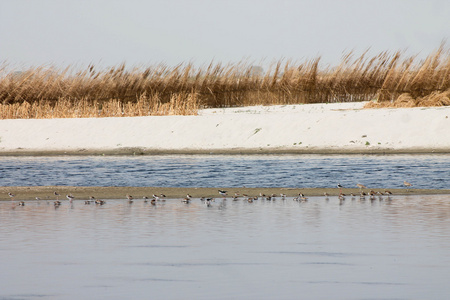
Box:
[360,191,366,200]
[8,193,15,203]
[218,190,227,197]
[54,200,61,207]
[384,190,392,200]
[54,192,60,200]
[143,196,149,203]
[280,193,286,200]
[66,194,74,203]
[126,194,133,203]
[404,181,412,192]
[18,201,25,206]
[337,183,343,193]
[356,184,367,190]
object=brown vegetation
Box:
[0,44,449,119]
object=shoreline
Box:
[1,147,450,156]
[2,186,449,201]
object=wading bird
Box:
[356,184,367,190]
[404,181,412,192]
[126,194,133,203]
[66,194,74,203]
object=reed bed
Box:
[1,44,449,119]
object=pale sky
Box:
[0,0,448,69]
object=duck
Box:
[95,199,106,205]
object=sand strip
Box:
[1,186,449,201]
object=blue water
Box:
[0,154,449,189]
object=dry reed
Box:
[1,44,449,119]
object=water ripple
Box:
[0,154,449,189]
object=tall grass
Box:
[1,44,449,119]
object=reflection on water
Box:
[0,154,450,189]
[1,194,449,300]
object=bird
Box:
[95,199,106,205]
[66,194,74,203]
[337,183,343,193]
[54,192,60,200]
[8,192,15,202]
[18,201,25,206]
[218,190,227,197]
[404,181,412,192]
[356,184,367,190]
[359,191,366,200]
[181,198,190,204]
[143,196,149,203]
[126,194,133,203]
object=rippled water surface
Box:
[0,154,450,189]
[1,195,449,300]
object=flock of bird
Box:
[4,181,413,208]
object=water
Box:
[0,154,450,189]
[1,195,449,300]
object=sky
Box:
[0,0,449,70]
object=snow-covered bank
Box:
[1,102,449,154]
